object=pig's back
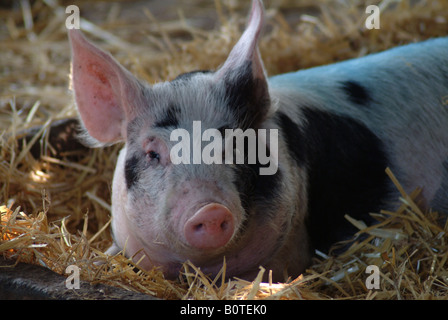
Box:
[268,37,448,217]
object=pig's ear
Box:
[69,29,145,145]
[215,0,270,125]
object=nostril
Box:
[194,223,204,232]
[221,221,229,231]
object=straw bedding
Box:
[1,0,448,300]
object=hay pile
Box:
[1,0,448,300]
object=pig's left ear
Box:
[69,29,146,145]
[215,0,270,126]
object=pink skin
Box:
[109,142,288,280]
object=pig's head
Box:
[69,0,309,280]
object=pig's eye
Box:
[146,151,160,163]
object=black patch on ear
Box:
[341,80,372,106]
[125,155,140,189]
[154,103,180,128]
[276,109,391,252]
[224,62,270,129]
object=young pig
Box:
[69,0,448,281]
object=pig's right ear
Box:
[69,29,145,145]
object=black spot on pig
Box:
[154,103,180,129]
[252,159,282,218]
[277,108,391,252]
[341,80,373,106]
[229,137,282,222]
[125,155,140,189]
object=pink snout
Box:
[184,203,234,249]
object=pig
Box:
[68,0,448,281]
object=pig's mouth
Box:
[128,216,281,280]
[151,251,269,281]
[159,218,285,280]
[128,198,286,280]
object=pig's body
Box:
[69,0,448,281]
[268,38,448,251]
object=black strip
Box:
[230,135,282,222]
[276,112,306,166]
[125,155,140,189]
